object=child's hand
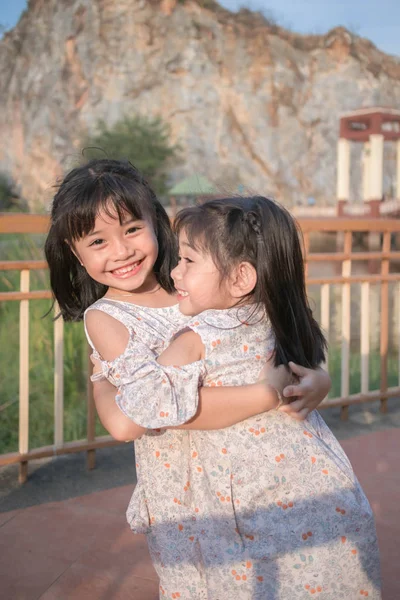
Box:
[279,362,331,420]
[258,362,291,397]
[257,359,294,411]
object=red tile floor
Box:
[0,428,399,599]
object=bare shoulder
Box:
[158,329,204,366]
[85,309,130,361]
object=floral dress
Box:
[85,300,381,600]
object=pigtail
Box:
[252,198,326,368]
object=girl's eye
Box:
[89,238,105,247]
[126,226,140,234]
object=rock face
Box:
[1,0,400,207]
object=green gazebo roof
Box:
[168,174,215,196]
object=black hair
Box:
[174,196,326,368]
[44,158,177,321]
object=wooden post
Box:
[320,283,330,378]
[54,304,64,449]
[340,232,352,420]
[380,231,390,413]
[360,282,370,395]
[19,270,30,483]
[86,345,96,470]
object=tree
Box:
[0,173,25,212]
[84,115,180,195]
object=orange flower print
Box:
[231,561,253,583]
[277,499,294,511]
[249,426,266,437]
[304,584,323,595]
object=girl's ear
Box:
[229,261,257,298]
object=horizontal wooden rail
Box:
[0,260,48,271]
[0,436,123,467]
[307,251,400,262]
[299,217,400,232]
[307,274,400,285]
[320,386,400,409]
[0,213,49,234]
[3,213,400,234]
[0,290,52,301]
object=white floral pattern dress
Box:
[85,300,381,600]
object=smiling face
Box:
[72,205,159,296]
[171,231,236,316]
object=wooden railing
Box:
[1,213,400,482]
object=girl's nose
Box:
[171,264,181,282]
[114,238,133,258]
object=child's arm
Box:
[85,311,280,439]
[92,377,147,441]
[85,310,146,441]
[86,311,330,439]
[157,330,285,430]
[93,331,282,439]
[91,359,330,438]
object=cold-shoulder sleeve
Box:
[113,340,206,428]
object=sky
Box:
[1,0,399,57]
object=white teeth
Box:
[113,261,140,275]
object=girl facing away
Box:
[45,159,333,598]
[92,196,381,599]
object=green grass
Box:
[327,347,398,399]
[0,234,107,454]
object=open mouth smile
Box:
[176,288,189,298]
[110,259,144,278]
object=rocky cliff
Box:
[1,0,400,207]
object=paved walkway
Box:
[0,425,399,599]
